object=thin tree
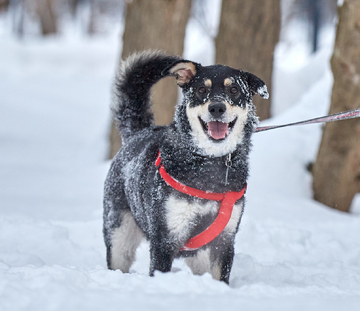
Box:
[0,0,9,11]
[215,0,281,121]
[36,0,57,35]
[109,0,191,158]
[292,0,337,53]
[312,0,360,212]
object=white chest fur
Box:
[165,194,244,242]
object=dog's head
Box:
[163,60,268,157]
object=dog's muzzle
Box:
[199,103,237,141]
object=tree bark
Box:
[36,0,57,36]
[215,0,280,121]
[68,0,80,17]
[0,0,9,11]
[109,0,191,158]
[312,0,360,212]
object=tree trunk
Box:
[68,0,80,17]
[312,0,360,212]
[109,0,191,158]
[36,0,57,36]
[87,0,98,35]
[309,0,321,53]
[12,0,25,38]
[215,0,280,121]
[0,0,9,11]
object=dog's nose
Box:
[208,103,226,118]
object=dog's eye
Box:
[230,87,238,94]
[198,87,207,94]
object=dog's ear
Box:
[162,60,200,86]
[243,71,269,99]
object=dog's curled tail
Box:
[112,50,180,143]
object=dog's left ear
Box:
[162,60,200,86]
[243,71,269,99]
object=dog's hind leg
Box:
[208,240,235,284]
[185,248,225,281]
[185,248,212,276]
[184,243,235,284]
[107,210,144,272]
[216,243,235,284]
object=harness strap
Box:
[155,152,246,251]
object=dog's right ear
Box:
[162,60,200,86]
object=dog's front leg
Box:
[210,239,235,285]
[212,244,235,284]
[218,244,235,284]
[149,241,174,276]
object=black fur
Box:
[112,51,180,143]
[103,50,268,284]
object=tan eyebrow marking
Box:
[204,79,212,87]
[224,78,232,86]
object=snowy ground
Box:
[1,13,360,311]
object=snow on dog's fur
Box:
[103,51,268,284]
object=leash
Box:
[155,152,246,251]
[255,108,360,133]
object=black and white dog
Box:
[103,51,268,284]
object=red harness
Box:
[155,152,246,251]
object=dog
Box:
[103,50,268,284]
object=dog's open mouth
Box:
[199,117,237,140]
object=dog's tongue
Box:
[207,121,229,140]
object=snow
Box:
[1,12,360,311]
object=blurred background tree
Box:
[7,0,124,38]
[0,0,9,11]
[291,0,337,53]
[109,0,191,158]
[215,0,281,121]
[36,0,57,35]
[4,0,336,122]
[313,0,360,212]
[6,0,359,213]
